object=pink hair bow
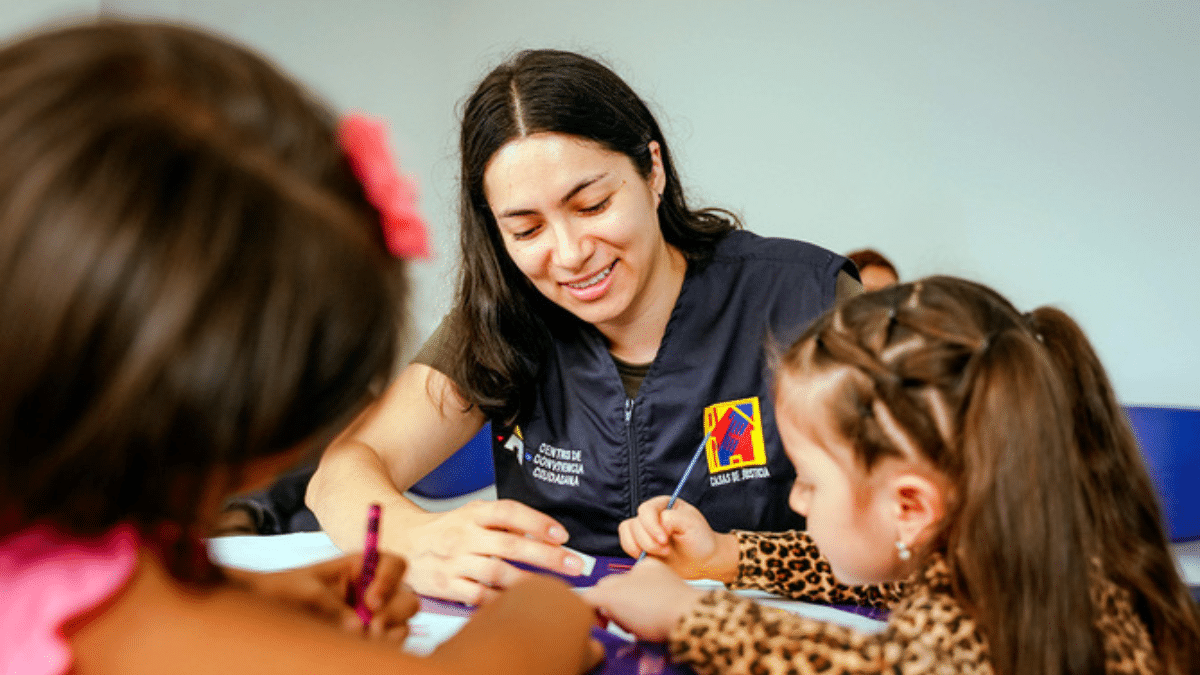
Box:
[338,113,431,259]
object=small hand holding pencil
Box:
[629,423,714,566]
[342,503,421,641]
[617,495,740,583]
[223,504,418,643]
[623,423,739,582]
[590,492,741,641]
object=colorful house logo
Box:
[703,397,767,473]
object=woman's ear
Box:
[890,472,946,553]
[647,140,666,201]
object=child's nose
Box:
[789,483,813,517]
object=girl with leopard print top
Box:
[586,275,1199,675]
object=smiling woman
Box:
[306,49,863,605]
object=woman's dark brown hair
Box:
[446,49,739,426]
[0,20,404,574]
[777,275,1199,675]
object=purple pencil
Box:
[354,503,381,627]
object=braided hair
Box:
[776,276,1198,675]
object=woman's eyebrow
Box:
[558,173,607,206]
[497,172,609,219]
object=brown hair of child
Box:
[778,275,1199,675]
[0,20,405,576]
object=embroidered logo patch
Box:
[501,426,585,487]
[703,397,767,474]
[500,425,524,465]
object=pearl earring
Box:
[895,539,912,561]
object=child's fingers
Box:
[660,505,700,539]
[294,576,355,621]
[396,586,421,622]
[382,623,410,644]
[341,607,368,634]
[367,591,418,643]
[617,519,645,558]
[374,583,421,633]
[362,554,406,610]
[351,554,421,643]
[635,496,672,546]
[636,524,670,557]
[584,638,606,671]
[619,517,670,558]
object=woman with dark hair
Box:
[309,49,861,604]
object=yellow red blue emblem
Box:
[703,397,767,473]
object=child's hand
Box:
[433,575,604,674]
[618,496,740,582]
[583,558,704,642]
[223,553,420,643]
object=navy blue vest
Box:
[492,231,851,555]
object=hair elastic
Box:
[978,326,1008,355]
[338,113,430,259]
[1022,311,1046,344]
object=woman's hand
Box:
[393,498,589,605]
[618,496,739,582]
[583,557,704,642]
[223,552,419,642]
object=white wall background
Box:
[6,1,1199,407]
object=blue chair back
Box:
[1125,405,1200,542]
[409,422,497,499]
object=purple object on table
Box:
[421,554,889,675]
[510,554,636,588]
[590,628,688,675]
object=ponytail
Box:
[947,326,1101,675]
[1028,307,1200,675]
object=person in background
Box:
[587,275,1200,675]
[307,49,861,604]
[0,20,599,675]
[846,248,899,292]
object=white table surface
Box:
[206,527,890,655]
[207,525,1200,654]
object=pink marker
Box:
[354,503,381,627]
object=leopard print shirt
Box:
[668,530,1158,675]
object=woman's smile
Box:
[563,260,618,299]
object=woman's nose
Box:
[548,219,592,270]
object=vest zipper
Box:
[625,398,640,516]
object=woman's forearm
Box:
[307,363,485,553]
[307,438,432,554]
